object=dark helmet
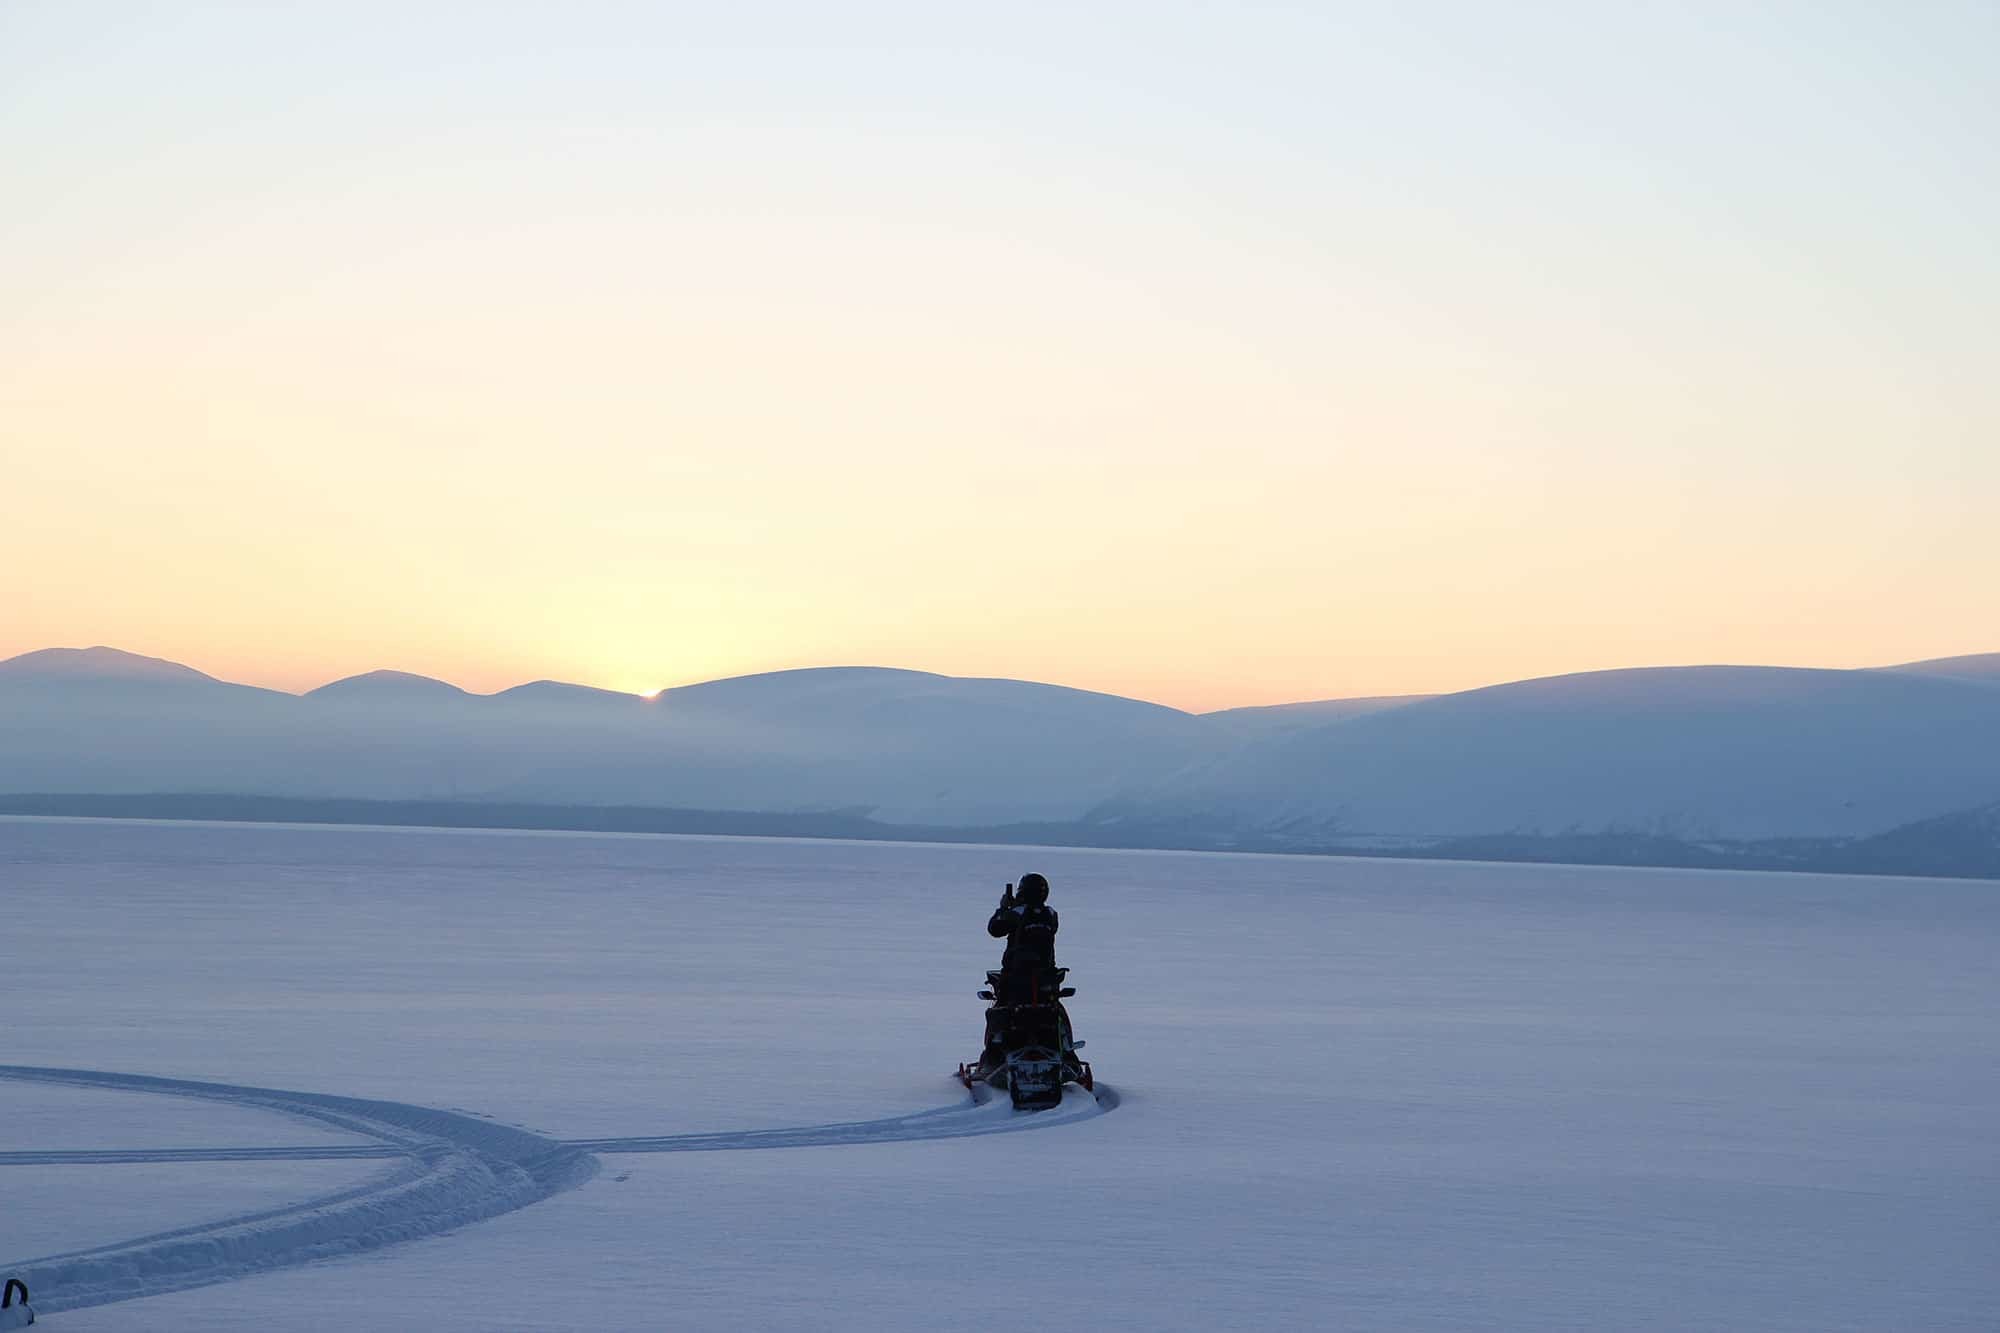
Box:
[1016,872,1050,906]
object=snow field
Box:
[0,1082,370,1156]
[0,1160,386,1280]
[4,818,1996,1329]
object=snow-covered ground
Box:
[0,1080,371,1154]
[2,817,1994,1329]
[0,1159,388,1264]
[0,1080,383,1263]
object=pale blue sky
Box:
[3,2,1994,706]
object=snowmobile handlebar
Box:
[2,1279,26,1309]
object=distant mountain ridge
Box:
[1202,694,1434,736]
[0,645,220,684]
[14,644,1991,706]
[1880,653,2000,685]
[5,645,1999,852]
[305,670,473,701]
[0,648,1209,825]
[1107,664,2000,840]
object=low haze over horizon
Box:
[5,3,1993,712]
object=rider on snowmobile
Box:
[964,870,1093,1100]
[989,872,1058,983]
[978,873,1061,1067]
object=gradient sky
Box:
[4,2,1994,710]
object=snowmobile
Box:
[1,1278,32,1329]
[957,966,1093,1111]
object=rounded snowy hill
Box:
[1117,664,2000,840]
[504,666,1214,824]
[1201,693,1432,737]
[660,665,1190,727]
[0,646,218,684]
[487,680,649,710]
[0,652,1220,825]
[1881,652,2000,685]
[304,670,472,703]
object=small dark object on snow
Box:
[1,1277,33,1329]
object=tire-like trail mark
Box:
[572,1080,1116,1154]
[0,1065,596,1315]
[0,1066,1114,1314]
[0,1145,406,1166]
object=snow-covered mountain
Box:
[1107,664,2000,840]
[0,649,1219,825]
[489,666,1216,823]
[8,647,2000,838]
[305,670,474,702]
[1201,694,1433,737]
[0,645,227,685]
[1878,652,2000,686]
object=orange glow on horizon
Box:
[3,5,1992,712]
[6,631,1994,717]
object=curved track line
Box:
[571,1081,1116,1153]
[0,1066,1116,1315]
[0,1146,406,1166]
[0,1066,596,1315]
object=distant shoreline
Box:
[3,793,1994,883]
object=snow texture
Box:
[0,1080,371,1155]
[0,1066,599,1312]
[2,817,1995,1330]
[0,1160,386,1274]
[0,1063,1108,1315]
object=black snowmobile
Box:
[957,965,1094,1111]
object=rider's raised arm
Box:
[988,906,1019,938]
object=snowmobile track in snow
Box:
[570,1079,1118,1155]
[0,1145,407,1166]
[0,1064,1114,1314]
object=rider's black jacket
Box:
[988,903,1059,972]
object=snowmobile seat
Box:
[986,967,1068,986]
[989,970,1071,1006]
